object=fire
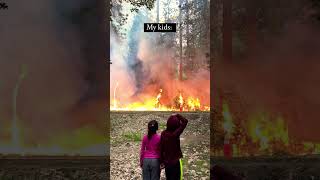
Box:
[247,114,289,151]
[187,97,201,111]
[117,98,171,111]
[179,92,184,111]
[113,82,119,109]
[111,88,209,111]
[216,105,320,157]
[155,89,163,108]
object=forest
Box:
[110,0,210,111]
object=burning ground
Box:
[110,112,210,180]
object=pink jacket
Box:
[140,134,161,167]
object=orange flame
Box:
[179,92,184,111]
[112,82,119,109]
[111,88,209,111]
[155,89,163,108]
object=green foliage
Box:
[159,122,166,130]
[195,159,206,169]
[111,0,156,35]
[124,0,156,11]
[123,132,142,142]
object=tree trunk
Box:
[223,0,232,62]
[186,0,189,58]
[157,0,160,23]
[179,0,183,81]
[246,0,258,57]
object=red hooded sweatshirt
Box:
[160,114,188,166]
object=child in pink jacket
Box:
[140,120,161,180]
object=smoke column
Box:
[126,12,148,93]
[0,0,107,152]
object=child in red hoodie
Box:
[160,114,188,180]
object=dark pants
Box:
[165,161,181,180]
[143,158,160,180]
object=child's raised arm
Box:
[173,114,188,137]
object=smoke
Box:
[110,24,137,102]
[111,8,210,108]
[215,22,320,141]
[0,0,106,149]
[126,12,147,92]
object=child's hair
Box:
[147,120,158,140]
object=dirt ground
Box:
[110,111,210,180]
[0,156,108,179]
[211,155,320,180]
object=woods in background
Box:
[111,0,210,77]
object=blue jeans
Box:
[142,158,160,180]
